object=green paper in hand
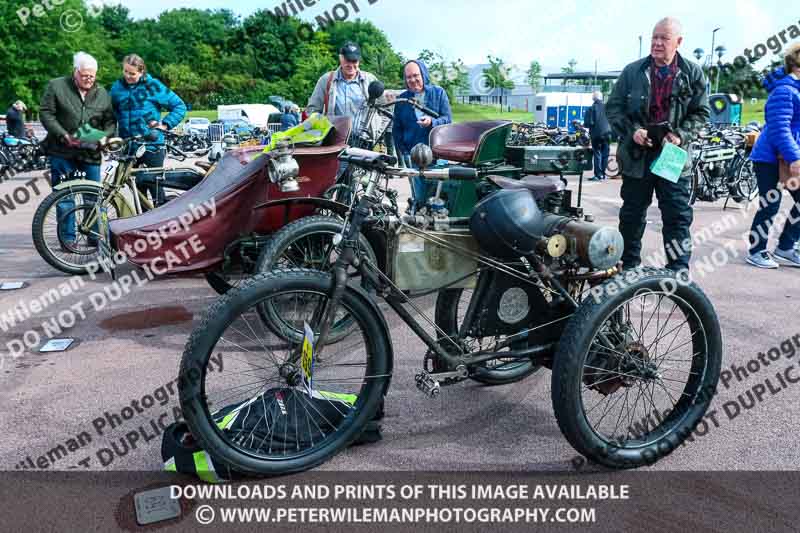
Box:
[650,142,688,183]
[74,124,107,143]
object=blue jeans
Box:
[592,137,610,178]
[50,156,101,243]
[748,162,800,254]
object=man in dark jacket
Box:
[606,17,709,272]
[5,101,27,138]
[584,91,612,181]
[40,51,116,246]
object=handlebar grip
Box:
[445,167,478,180]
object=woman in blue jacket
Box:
[110,54,187,206]
[393,60,452,200]
[746,44,800,269]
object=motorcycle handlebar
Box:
[388,98,440,119]
[384,166,478,180]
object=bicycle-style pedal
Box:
[414,371,440,398]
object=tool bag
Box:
[162,388,383,482]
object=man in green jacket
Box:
[606,17,709,273]
[39,51,116,247]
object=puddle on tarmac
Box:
[99,306,193,331]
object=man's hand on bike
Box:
[148,120,167,131]
[62,134,82,148]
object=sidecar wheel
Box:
[551,268,722,469]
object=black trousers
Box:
[619,170,694,271]
[135,148,167,207]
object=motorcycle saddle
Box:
[487,174,565,200]
[430,120,511,164]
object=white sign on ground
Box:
[39,338,75,353]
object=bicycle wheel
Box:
[179,269,391,475]
[605,155,621,178]
[255,216,377,345]
[551,268,722,469]
[732,158,758,202]
[32,185,120,275]
[435,287,541,385]
[688,168,700,205]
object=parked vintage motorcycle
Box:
[177,143,722,475]
[689,124,759,207]
[1,131,48,173]
[32,133,208,275]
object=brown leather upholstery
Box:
[430,120,509,163]
[487,174,565,199]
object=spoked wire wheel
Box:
[255,216,377,344]
[435,286,543,385]
[179,270,390,475]
[32,185,119,275]
[732,158,758,202]
[552,268,721,469]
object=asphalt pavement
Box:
[0,164,798,474]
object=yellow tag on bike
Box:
[301,322,315,395]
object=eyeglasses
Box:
[405,74,422,81]
[77,74,96,80]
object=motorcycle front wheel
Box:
[179,269,391,476]
[32,185,120,275]
[551,268,721,469]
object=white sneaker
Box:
[746,251,779,269]
[774,247,800,267]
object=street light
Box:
[708,27,721,95]
[714,45,727,93]
[639,35,643,59]
[693,48,705,62]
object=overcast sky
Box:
[110,0,795,74]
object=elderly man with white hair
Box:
[606,17,710,273]
[583,90,612,181]
[39,51,116,248]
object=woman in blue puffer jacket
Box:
[746,43,800,269]
[110,54,187,206]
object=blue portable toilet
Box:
[567,106,582,132]
[558,105,568,128]
[546,107,558,127]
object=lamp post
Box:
[714,45,727,93]
[708,27,721,95]
[638,35,643,59]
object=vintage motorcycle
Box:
[32,133,209,275]
[177,142,722,475]
[689,124,759,207]
[1,131,48,172]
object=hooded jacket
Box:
[750,67,800,164]
[110,74,186,148]
[393,60,452,155]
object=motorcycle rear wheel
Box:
[551,268,721,469]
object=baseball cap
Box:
[339,42,361,61]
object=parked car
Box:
[184,117,210,136]
[214,118,255,137]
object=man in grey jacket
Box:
[606,17,709,273]
[307,42,385,143]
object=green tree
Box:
[526,60,542,93]
[417,49,469,102]
[324,20,404,87]
[561,58,578,74]
[483,55,515,111]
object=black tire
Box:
[435,287,541,385]
[732,158,758,203]
[688,168,700,205]
[605,155,620,178]
[551,268,722,469]
[255,215,378,345]
[32,185,119,275]
[179,269,391,476]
